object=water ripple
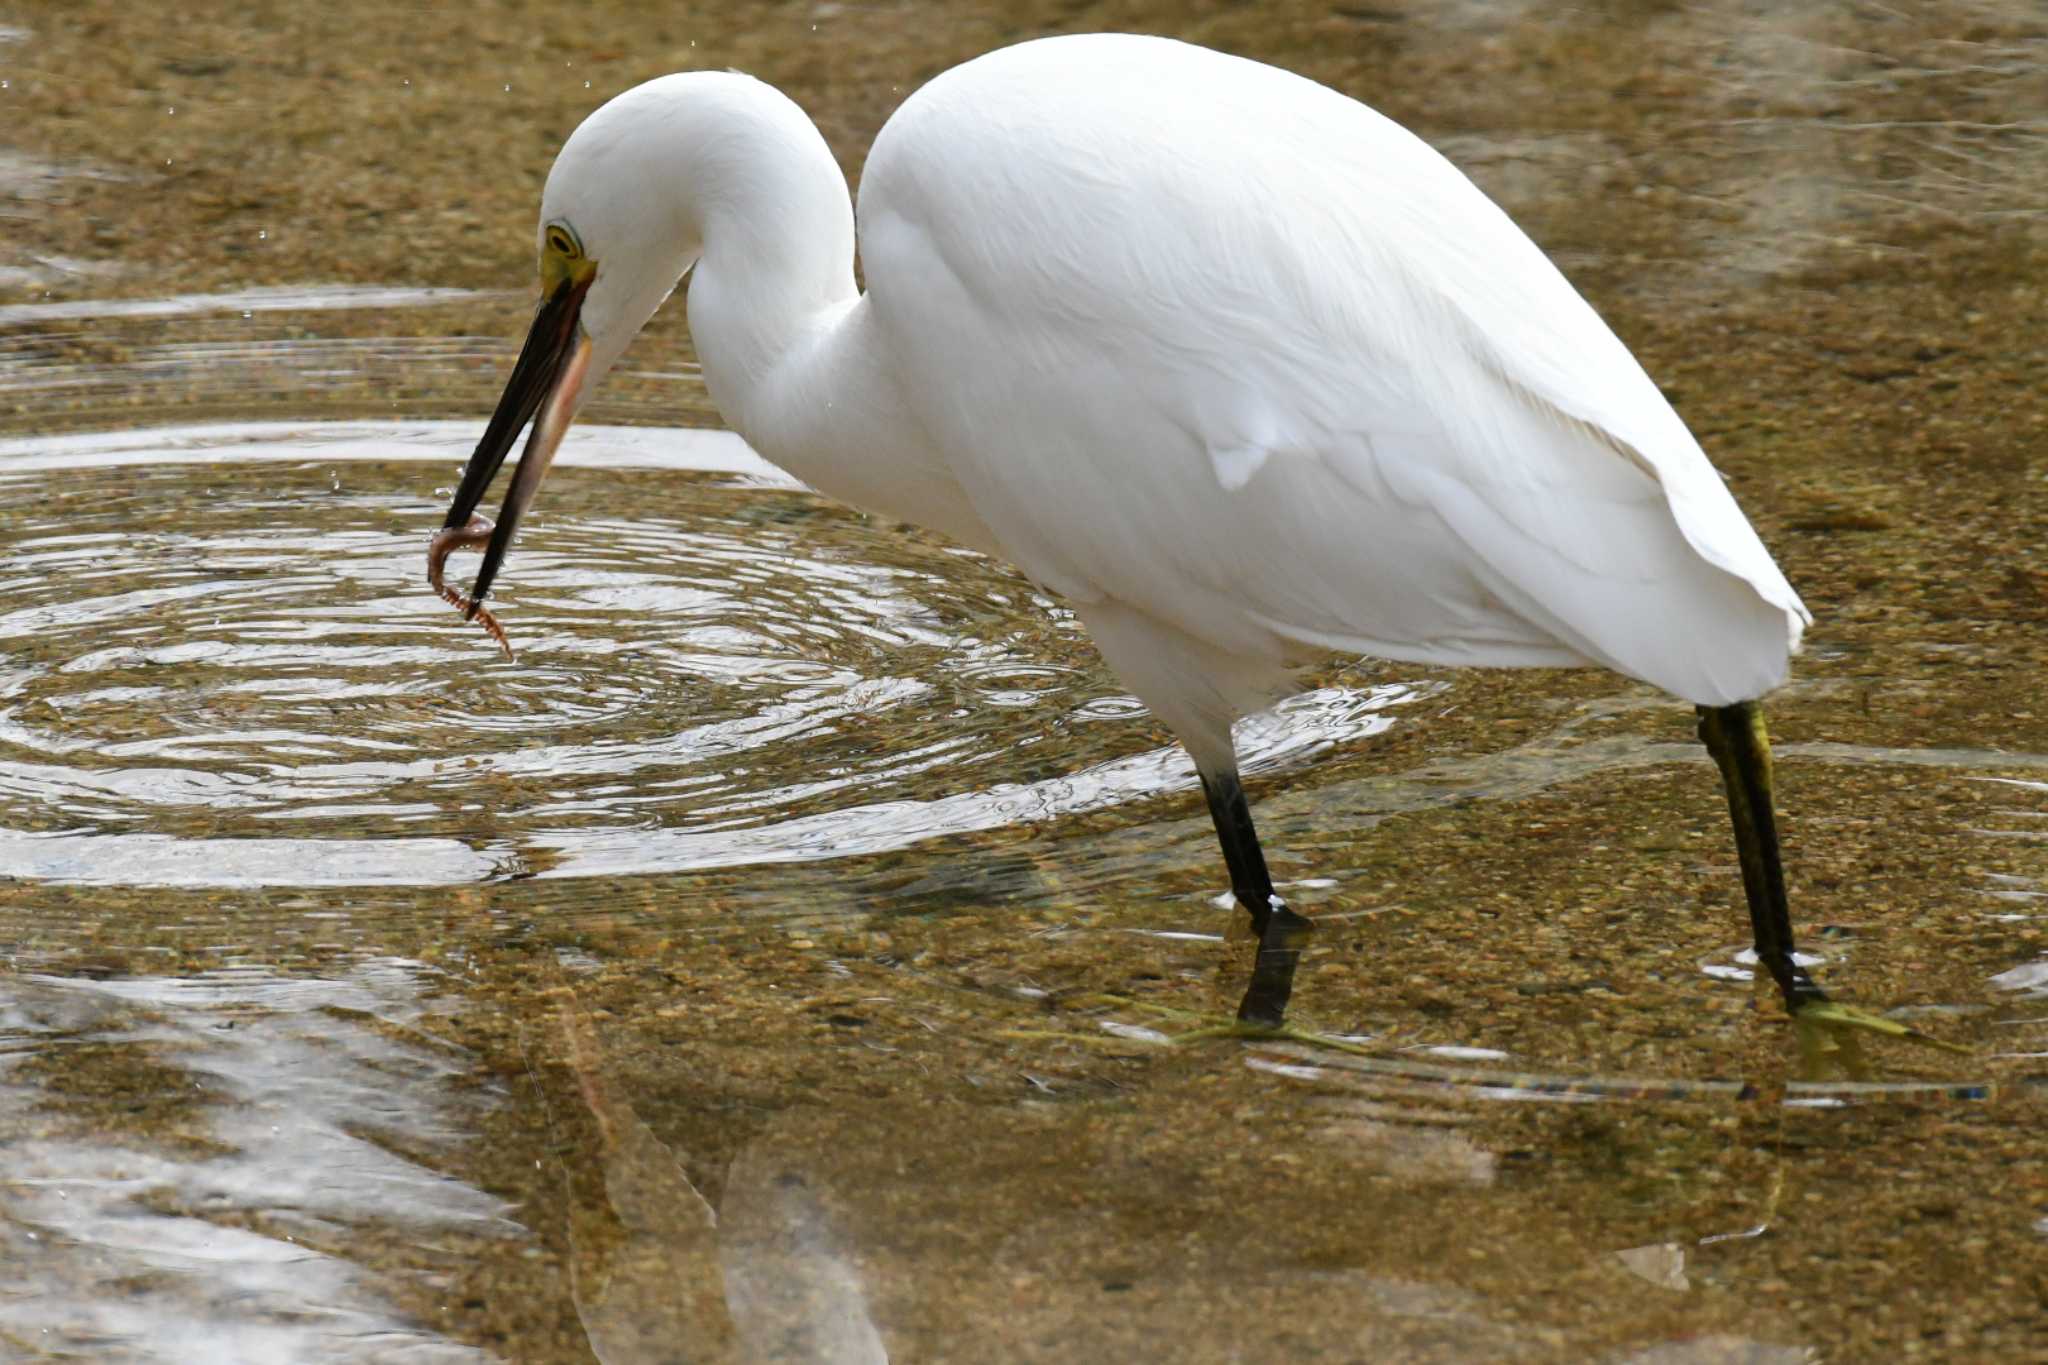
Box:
[0,421,1423,887]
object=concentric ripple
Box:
[0,421,1420,888]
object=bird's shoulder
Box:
[861,35,1451,266]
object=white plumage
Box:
[533,35,1806,773]
[441,33,1850,1034]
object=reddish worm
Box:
[427,514,515,659]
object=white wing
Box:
[858,34,1808,708]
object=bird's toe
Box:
[1790,999,1968,1081]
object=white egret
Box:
[433,33,1923,1054]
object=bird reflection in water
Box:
[552,1002,889,1365]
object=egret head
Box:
[437,78,709,608]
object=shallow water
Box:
[0,418,1415,890]
[3,3,2046,1362]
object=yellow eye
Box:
[546,226,576,256]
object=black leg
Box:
[1200,769,1314,1026]
[1697,701,1825,1013]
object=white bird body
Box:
[446,34,1868,1033]
[540,35,1807,772]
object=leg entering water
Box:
[1199,768,1313,1027]
[1696,701,1824,1012]
[1697,701,1964,1072]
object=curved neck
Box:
[557,75,994,552]
[682,112,857,446]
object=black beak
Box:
[441,276,594,610]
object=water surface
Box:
[2,2,2045,1361]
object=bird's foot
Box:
[1791,999,1968,1081]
